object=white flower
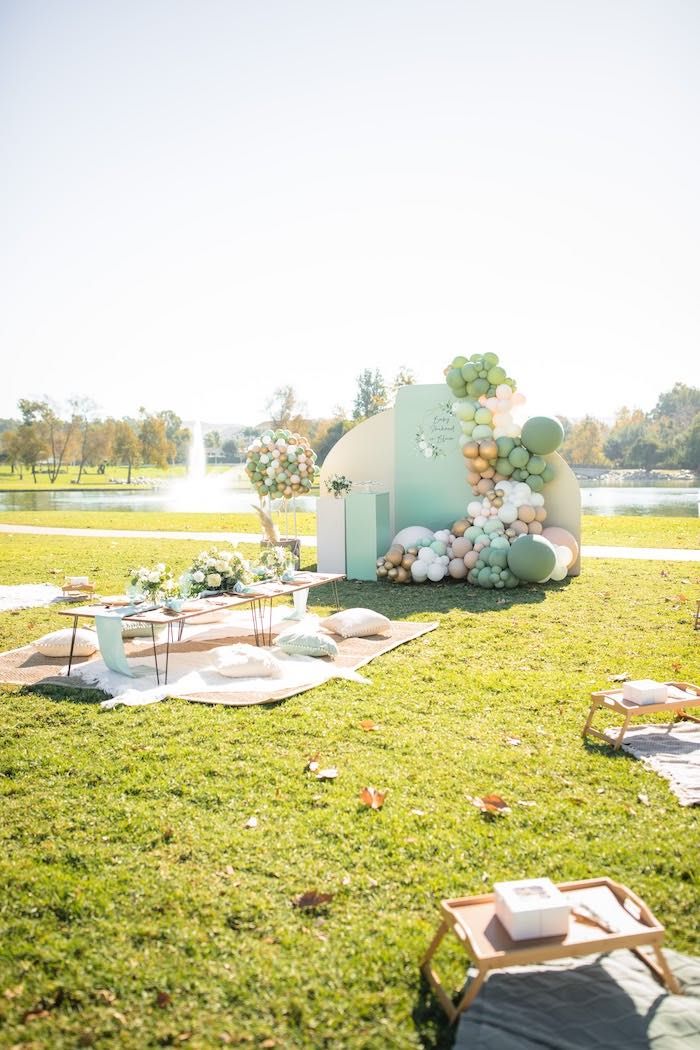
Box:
[206,572,222,588]
[215,560,228,572]
[192,570,205,583]
[148,570,161,583]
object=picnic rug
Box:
[454,947,700,1049]
[604,722,700,806]
[0,616,438,708]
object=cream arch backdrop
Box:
[319,384,581,577]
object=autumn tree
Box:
[113,420,142,483]
[138,412,172,469]
[560,416,610,467]
[266,386,308,434]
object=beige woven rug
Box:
[0,619,438,708]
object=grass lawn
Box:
[0,464,233,490]
[0,528,699,1048]
[0,513,697,549]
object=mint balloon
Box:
[461,362,478,383]
[508,446,529,469]
[507,535,557,582]
[521,416,564,455]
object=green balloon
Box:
[468,378,489,397]
[483,352,499,368]
[447,368,464,389]
[496,436,515,457]
[521,416,564,455]
[508,446,529,469]
[453,383,468,399]
[469,353,482,363]
[487,365,506,385]
[474,407,492,425]
[465,526,483,542]
[472,424,493,440]
[495,457,514,476]
[461,362,478,383]
[527,474,544,492]
[477,567,494,588]
[488,549,508,569]
[452,355,468,369]
[541,464,555,484]
[507,535,556,582]
[527,455,546,475]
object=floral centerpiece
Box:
[256,544,295,581]
[126,562,176,603]
[325,473,352,498]
[180,546,252,597]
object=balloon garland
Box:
[377,353,579,587]
[245,429,317,500]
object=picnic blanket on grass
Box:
[0,584,62,612]
[455,948,700,1049]
[0,612,438,709]
[604,721,700,806]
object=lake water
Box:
[0,483,697,517]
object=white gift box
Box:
[622,679,668,705]
[494,878,571,941]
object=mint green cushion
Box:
[274,629,338,659]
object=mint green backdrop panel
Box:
[345,492,391,580]
[394,384,469,531]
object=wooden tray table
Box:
[421,877,681,1023]
[583,680,700,750]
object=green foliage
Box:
[353,369,388,420]
[0,526,698,1047]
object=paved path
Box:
[1,523,699,561]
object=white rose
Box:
[215,560,228,572]
[206,572,222,588]
[192,571,205,583]
[148,571,161,583]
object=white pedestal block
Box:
[317,497,347,574]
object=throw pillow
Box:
[121,621,163,639]
[274,628,338,659]
[321,607,391,639]
[33,627,98,658]
[212,644,281,679]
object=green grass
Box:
[0,529,699,1048]
[0,464,232,490]
[0,513,697,548]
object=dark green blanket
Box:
[454,949,700,1049]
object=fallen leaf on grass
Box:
[156,991,172,1008]
[292,890,333,910]
[3,984,24,1000]
[315,767,338,780]
[505,737,521,746]
[306,754,321,772]
[109,1009,127,1025]
[359,719,383,731]
[359,786,387,809]
[243,816,258,829]
[671,661,682,674]
[260,1040,278,1048]
[468,795,511,816]
[609,672,630,682]
[638,793,650,806]
[95,988,116,1004]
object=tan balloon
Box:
[528,521,543,534]
[463,441,480,459]
[481,467,495,478]
[452,519,469,537]
[386,547,404,567]
[395,566,410,583]
[401,554,417,570]
[535,508,547,522]
[510,520,528,536]
[517,505,536,523]
[464,550,479,568]
[448,558,468,579]
[473,456,489,472]
[467,471,481,486]
[451,537,473,558]
[387,567,398,579]
[476,478,495,495]
[377,566,388,577]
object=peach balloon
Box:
[535,507,547,522]
[451,537,473,558]
[476,478,495,494]
[528,521,543,534]
[542,526,579,564]
[464,551,479,569]
[517,505,536,523]
[452,519,469,536]
[448,558,468,579]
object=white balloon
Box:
[512,392,526,406]
[411,560,429,583]
[427,561,447,582]
[557,545,574,568]
[498,503,518,524]
[474,515,488,528]
[531,493,545,507]
[434,529,451,544]
[439,554,450,565]
[392,525,435,548]
[550,563,568,581]
[496,383,511,399]
[417,547,437,563]
[467,501,483,518]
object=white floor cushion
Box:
[212,644,281,678]
[33,627,98,658]
[321,607,391,638]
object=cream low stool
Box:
[62,576,96,599]
[583,680,700,750]
[421,877,681,1023]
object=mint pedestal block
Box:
[345,492,391,581]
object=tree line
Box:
[2,377,696,484]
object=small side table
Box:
[583,680,700,750]
[421,877,681,1023]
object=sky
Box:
[1,0,699,427]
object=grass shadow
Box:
[413,970,457,1050]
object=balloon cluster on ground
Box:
[245,429,317,500]
[377,353,578,588]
